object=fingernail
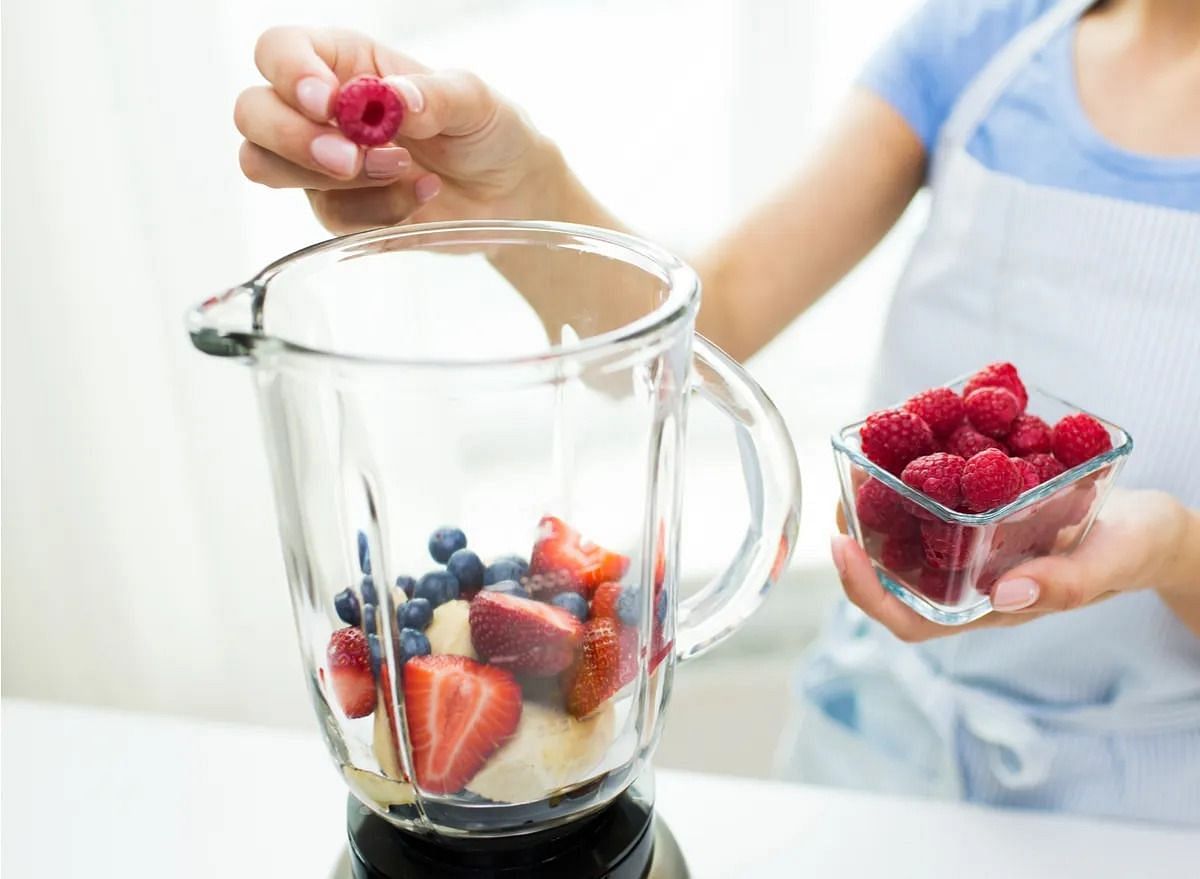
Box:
[311,134,359,177]
[296,77,333,119]
[830,535,849,580]
[365,146,411,179]
[414,174,441,204]
[993,578,1039,612]
[384,75,425,113]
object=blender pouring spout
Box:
[187,283,262,359]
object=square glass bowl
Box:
[832,382,1132,625]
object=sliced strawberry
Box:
[529,516,630,598]
[653,522,667,592]
[402,655,522,795]
[618,624,639,683]
[468,591,583,676]
[590,581,623,621]
[326,627,376,718]
[562,619,635,718]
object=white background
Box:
[1,0,921,733]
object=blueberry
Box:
[363,603,378,634]
[334,588,361,626]
[367,633,383,677]
[655,589,668,626]
[399,597,434,631]
[617,587,642,627]
[483,555,529,586]
[356,530,371,575]
[550,592,589,621]
[428,527,467,564]
[415,571,459,607]
[447,549,484,593]
[483,579,529,600]
[398,628,431,664]
[361,576,378,606]
[395,575,417,599]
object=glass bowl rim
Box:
[830,378,1134,525]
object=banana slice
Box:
[343,765,416,807]
[426,599,477,659]
[372,702,405,780]
[466,701,615,803]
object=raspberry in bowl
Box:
[832,363,1132,625]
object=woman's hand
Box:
[235,27,569,235]
[831,488,1200,641]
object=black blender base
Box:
[333,791,689,879]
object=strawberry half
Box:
[562,619,636,718]
[402,655,522,795]
[468,591,584,676]
[529,516,630,597]
[326,627,376,718]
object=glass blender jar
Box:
[190,221,801,877]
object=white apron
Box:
[782,0,1200,823]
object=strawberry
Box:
[563,619,634,718]
[326,627,377,719]
[590,581,623,621]
[468,591,583,676]
[402,655,522,795]
[529,516,630,597]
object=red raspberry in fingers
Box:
[1005,414,1052,456]
[1051,413,1113,468]
[860,409,936,474]
[964,387,1021,438]
[901,453,966,512]
[945,423,1003,459]
[334,75,404,146]
[963,362,1028,411]
[903,387,965,438]
[960,448,1022,512]
[1023,452,1066,484]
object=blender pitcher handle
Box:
[674,335,802,662]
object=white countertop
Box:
[2,699,1195,877]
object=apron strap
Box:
[932,0,1095,182]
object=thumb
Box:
[990,524,1119,614]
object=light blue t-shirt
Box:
[860,0,1200,213]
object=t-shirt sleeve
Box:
[858,0,1055,149]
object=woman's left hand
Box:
[832,488,1200,642]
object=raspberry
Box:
[903,388,964,438]
[855,478,918,538]
[963,362,1028,411]
[1005,414,1052,456]
[1051,413,1113,468]
[964,387,1021,438]
[334,75,405,146]
[900,453,966,511]
[960,449,1022,512]
[860,409,935,475]
[1023,452,1066,484]
[916,566,964,604]
[945,423,1003,459]
[1011,456,1041,492]
[920,521,977,571]
[880,535,923,572]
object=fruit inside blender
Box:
[321,516,672,821]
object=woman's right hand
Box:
[235,27,567,235]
